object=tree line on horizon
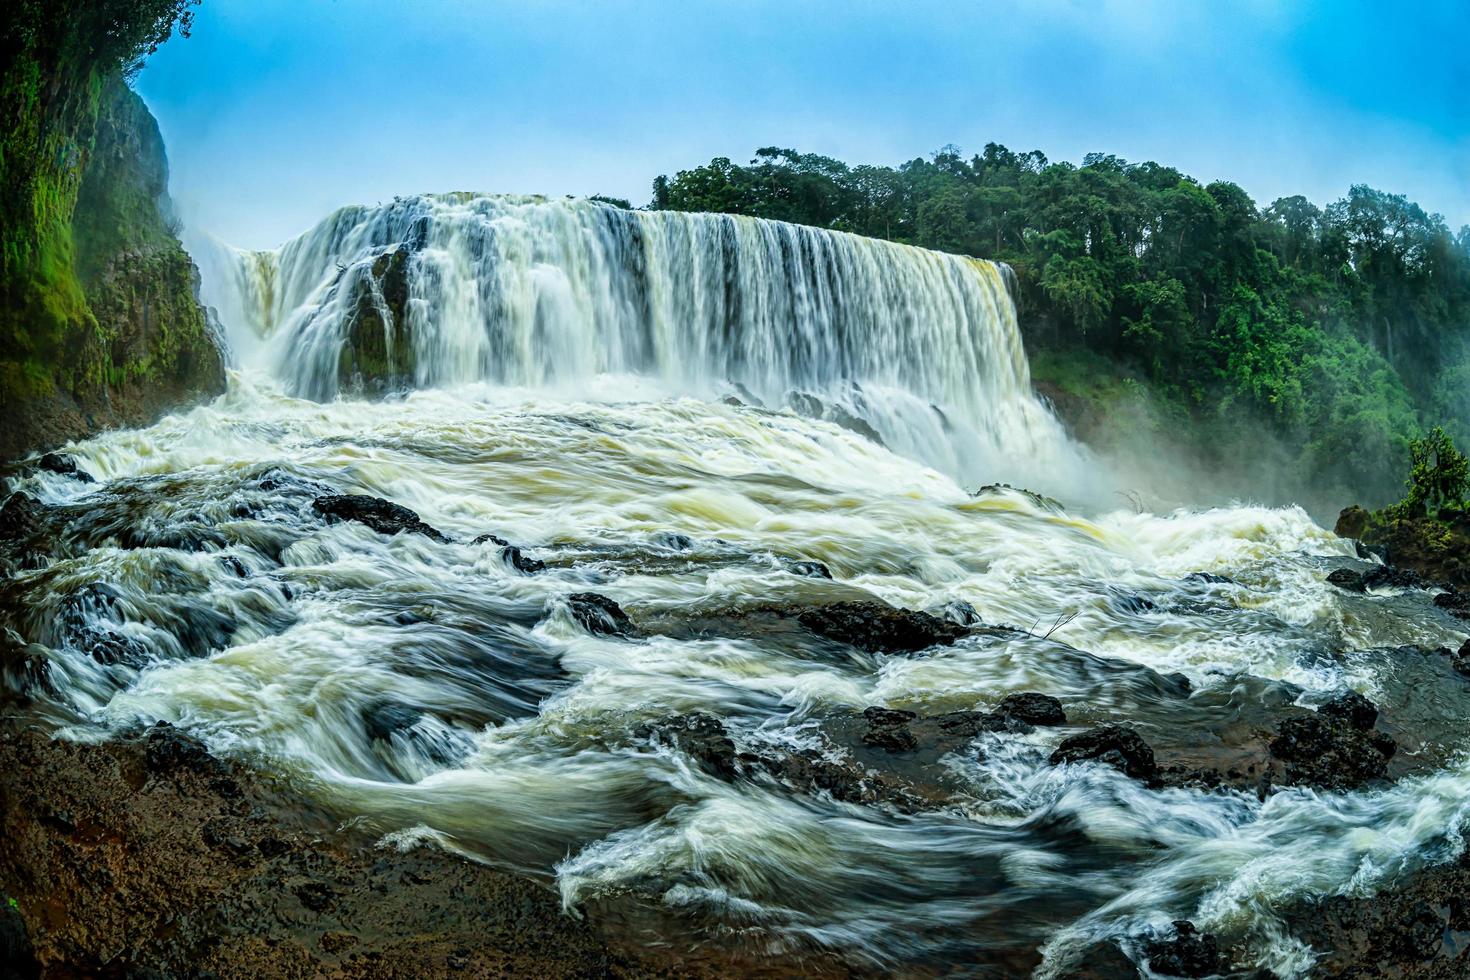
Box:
[644,145,1470,506]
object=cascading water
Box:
[6,196,1470,977]
[202,194,1081,493]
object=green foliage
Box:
[0,0,199,409]
[650,141,1470,506]
[1400,427,1469,519]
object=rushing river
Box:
[6,196,1470,976]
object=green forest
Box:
[650,146,1470,509]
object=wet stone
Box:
[311,494,449,543]
[1268,713,1395,791]
[0,896,39,980]
[1318,689,1378,730]
[1049,724,1158,782]
[1142,920,1221,978]
[363,702,422,742]
[861,706,919,752]
[567,593,633,637]
[500,545,545,574]
[996,692,1066,727]
[1434,590,1470,619]
[144,721,216,777]
[637,713,738,780]
[471,533,509,547]
[1,628,51,703]
[37,452,95,482]
[796,600,967,654]
[787,559,833,580]
[1326,567,1366,592]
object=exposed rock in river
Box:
[311,493,450,542]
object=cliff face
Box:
[1,60,224,459]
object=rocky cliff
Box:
[1,13,223,460]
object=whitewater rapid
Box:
[7,197,1470,975]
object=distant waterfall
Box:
[208,194,1079,488]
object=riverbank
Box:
[0,721,857,979]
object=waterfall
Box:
[208,193,1081,489]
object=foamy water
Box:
[8,197,1470,975]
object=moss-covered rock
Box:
[1334,505,1470,591]
[0,23,223,459]
[338,244,415,392]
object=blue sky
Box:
[137,0,1470,249]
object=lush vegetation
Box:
[651,146,1470,507]
[0,0,198,403]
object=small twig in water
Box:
[1041,612,1077,640]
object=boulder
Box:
[1143,920,1221,978]
[1334,505,1370,540]
[144,721,217,776]
[787,559,833,580]
[797,600,967,654]
[861,706,919,752]
[311,494,448,543]
[363,701,422,742]
[500,545,545,574]
[1433,590,1470,619]
[37,452,95,482]
[0,628,50,704]
[996,692,1066,727]
[1049,724,1157,782]
[1318,690,1377,730]
[637,713,738,780]
[1268,713,1395,791]
[567,593,633,637]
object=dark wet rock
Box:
[0,492,44,545]
[1110,593,1157,614]
[0,895,39,980]
[996,692,1067,727]
[1451,639,1470,677]
[500,545,545,574]
[471,533,509,547]
[1268,712,1395,791]
[363,701,422,742]
[1433,589,1470,619]
[1318,689,1378,730]
[220,555,248,578]
[251,466,334,498]
[144,721,216,776]
[0,628,51,704]
[1334,504,1371,540]
[637,713,738,780]
[1327,563,1424,592]
[117,519,229,552]
[796,600,967,654]
[861,706,919,752]
[786,559,833,580]
[1184,571,1232,585]
[295,881,337,913]
[37,452,95,482]
[58,583,151,667]
[1142,920,1221,978]
[933,599,982,626]
[651,532,694,551]
[567,592,633,637]
[311,493,449,543]
[1049,725,1157,782]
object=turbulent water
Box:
[8,196,1470,976]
